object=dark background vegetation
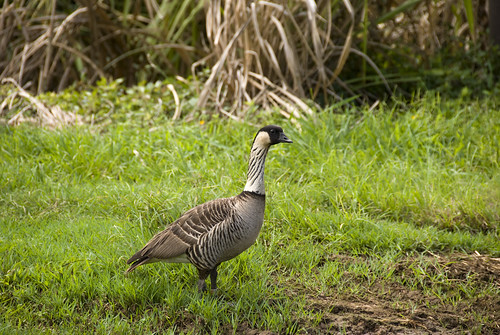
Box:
[1,0,499,118]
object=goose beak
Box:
[280,132,293,143]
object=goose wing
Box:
[126,197,235,271]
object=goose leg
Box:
[210,267,218,293]
[197,269,209,292]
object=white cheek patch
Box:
[254,132,271,147]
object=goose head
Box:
[253,125,293,148]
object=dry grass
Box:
[0,78,81,127]
[372,0,488,55]
[0,0,488,122]
[194,0,487,118]
[196,0,370,119]
[0,0,200,93]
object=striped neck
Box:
[243,143,270,195]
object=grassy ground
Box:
[0,91,499,334]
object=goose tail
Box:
[124,254,150,275]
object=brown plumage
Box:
[125,125,292,292]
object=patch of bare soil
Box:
[293,253,500,334]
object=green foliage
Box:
[44,78,199,124]
[0,90,499,332]
[375,0,424,24]
[420,45,500,97]
[463,0,476,41]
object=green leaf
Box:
[463,0,476,41]
[375,0,423,25]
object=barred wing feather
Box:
[125,197,236,271]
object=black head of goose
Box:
[125,125,292,292]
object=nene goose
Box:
[125,125,292,292]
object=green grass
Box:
[1,91,499,333]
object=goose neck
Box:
[243,144,269,195]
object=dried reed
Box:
[1,78,81,127]
[0,0,200,93]
[195,0,391,119]
[0,0,488,123]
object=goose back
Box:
[126,196,237,267]
[126,191,265,270]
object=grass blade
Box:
[463,0,476,42]
[375,0,423,24]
